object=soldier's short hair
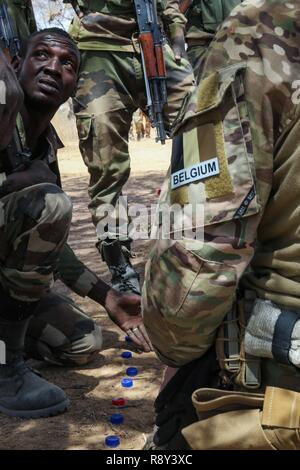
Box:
[20,27,80,60]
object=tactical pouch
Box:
[235,297,261,388]
[182,386,300,450]
[216,295,261,389]
[215,302,240,379]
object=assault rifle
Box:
[179,0,193,14]
[133,0,167,144]
[0,0,31,172]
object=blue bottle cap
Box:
[110,413,124,425]
[125,335,132,342]
[121,351,132,359]
[105,435,120,448]
[121,378,133,388]
[126,367,138,377]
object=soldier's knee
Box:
[23,183,72,224]
[42,184,72,222]
[26,315,103,366]
[71,322,103,365]
[52,322,103,366]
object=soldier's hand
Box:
[0,49,24,150]
[0,160,57,195]
[169,26,188,63]
[104,288,153,352]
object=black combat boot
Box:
[0,293,69,418]
[100,239,141,295]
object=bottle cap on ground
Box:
[110,413,124,425]
[105,436,120,448]
[125,335,133,343]
[126,367,138,377]
[112,398,126,407]
[121,351,132,359]
[121,378,133,388]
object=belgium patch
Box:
[171,158,220,190]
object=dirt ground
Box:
[0,132,171,450]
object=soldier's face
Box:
[18,34,80,110]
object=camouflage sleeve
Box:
[160,0,187,41]
[143,1,298,367]
[56,243,99,297]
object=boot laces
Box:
[8,354,41,378]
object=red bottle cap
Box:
[112,398,126,407]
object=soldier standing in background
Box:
[133,109,144,141]
[65,0,195,295]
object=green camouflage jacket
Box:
[65,0,186,51]
[143,0,300,367]
[185,0,242,44]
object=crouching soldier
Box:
[0,27,151,419]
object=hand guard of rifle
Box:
[134,0,168,144]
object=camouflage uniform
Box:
[185,0,242,78]
[0,122,103,366]
[65,0,195,240]
[143,0,300,449]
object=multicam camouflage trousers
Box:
[0,183,102,365]
[74,44,195,241]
